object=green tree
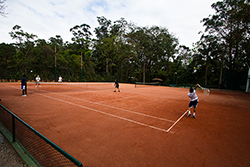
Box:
[0,43,16,80]
[49,35,63,81]
[70,24,92,81]
[93,16,114,81]
[200,0,250,88]
[94,16,112,40]
[110,18,135,82]
[202,0,250,72]
[176,45,192,84]
[9,25,38,76]
[70,24,92,52]
[126,26,178,83]
[32,39,54,81]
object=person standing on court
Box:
[21,74,27,97]
[187,84,200,118]
[58,76,63,83]
[114,80,120,92]
[35,75,41,87]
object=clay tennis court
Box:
[0,82,250,166]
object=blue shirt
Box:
[21,77,26,86]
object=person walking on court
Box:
[114,80,120,92]
[21,74,27,97]
[35,75,41,87]
[187,84,200,118]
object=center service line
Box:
[166,110,189,132]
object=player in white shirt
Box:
[187,84,200,118]
[58,76,62,83]
[35,75,41,87]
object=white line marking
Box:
[30,88,175,123]
[98,95,140,103]
[8,85,185,133]
[63,94,175,123]
[166,110,189,132]
[38,93,169,133]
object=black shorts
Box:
[189,99,198,108]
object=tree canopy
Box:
[0,0,249,91]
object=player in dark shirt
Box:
[21,74,27,97]
[114,80,120,92]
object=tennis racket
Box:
[199,85,211,96]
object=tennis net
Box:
[32,82,114,93]
[135,82,161,88]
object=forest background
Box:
[0,0,249,90]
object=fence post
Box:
[12,115,15,142]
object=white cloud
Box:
[0,0,217,47]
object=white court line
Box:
[97,95,141,103]
[166,110,189,132]
[62,94,175,123]
[37,93,170,133]
[8,85,184,133]
[33,89,174,123]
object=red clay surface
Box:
[0,82,250,167]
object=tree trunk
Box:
[219,56,224,90]
[106,57,108,81]
[205,56,210,86]
[205,64,208,86]
[143,58,146,84]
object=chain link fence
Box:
[0,104,83,167]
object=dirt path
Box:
[0,131,28,167]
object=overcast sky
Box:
[0,0,218,48]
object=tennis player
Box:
[114,80,120,92]
[35,75,41,87]
[187,84,200,118]
[21,74,27,97]
[58,76,62,83]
